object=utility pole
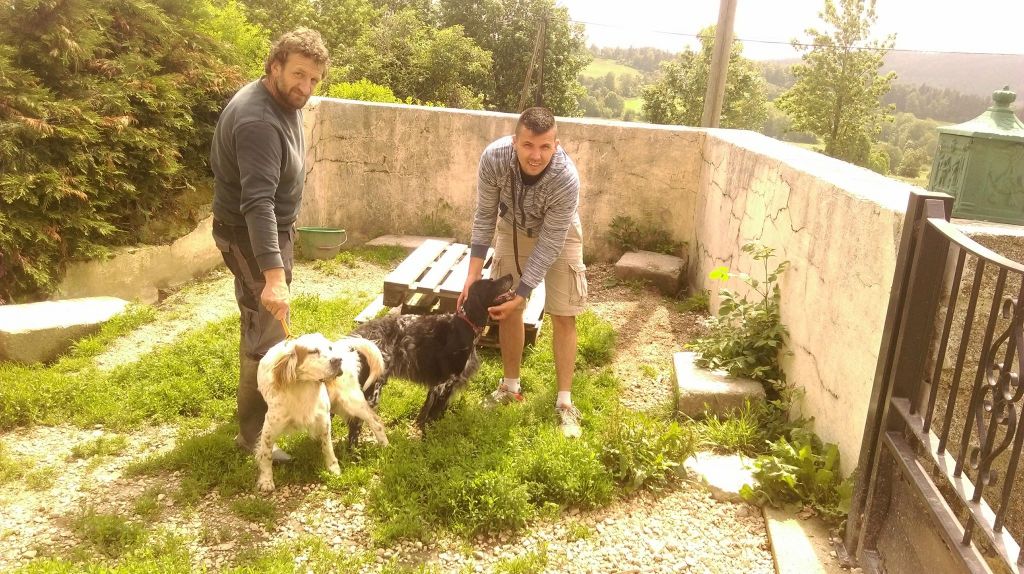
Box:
[517,15,547,111]
[700,0,737,128]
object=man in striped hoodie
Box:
[458,107,588,438]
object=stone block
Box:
[364,235,457,253]
[0,297,130,364]
[614,250,686,295]
[674,351,765,417]
[684,451,757,503]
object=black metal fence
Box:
[845,190,1024,573]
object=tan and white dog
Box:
[255,333,389,492]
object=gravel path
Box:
[0,260,774,572]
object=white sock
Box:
[557,391,572,409]
[502,377,521,393]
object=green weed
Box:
[70,435,128,459]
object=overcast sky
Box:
[556,0,1024,60]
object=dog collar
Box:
[456,307,483,335]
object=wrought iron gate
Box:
[844,190,1024,573]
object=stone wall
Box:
[59,97,1024,475]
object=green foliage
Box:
[607,215,685,256]
[641,26,767,130]
[0,442,33,486]
[348,9,491,109]
[133,486,164,520]
[229,536,372,573]
[436,0,590,115]
[694,401,764,455]
[198,0,271,79]
[675,290,710,314]
[493,544,548,574]
[230,497,279,527]
[328,78,405,103]
[687,243,789,387]
[0,0,246,302]
[740,428,853,525]
[70,435,129,459]
[598,409,695,492]
[13,531,193,573]
[777,0,896,167]
[71,508,146,558]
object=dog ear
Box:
[271,342,298,386]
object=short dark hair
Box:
[516,107,556,135]
[264,27,331,76]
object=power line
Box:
[568,18,1024,57]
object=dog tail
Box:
[341,337,385,391]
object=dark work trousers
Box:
[212,219,294,450]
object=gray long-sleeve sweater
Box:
[210,79,305,272]
[470,136,581,299]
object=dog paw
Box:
[256,477,276,492]
[327,462,341,475]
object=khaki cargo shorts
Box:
[490,218,588,317]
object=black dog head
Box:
[468,273,514,306]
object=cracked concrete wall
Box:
[694,129,921,474]
[299,98,703,262]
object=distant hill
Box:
[580,58,643,80]
[881,52,1023,99]
[759,52,1023,115]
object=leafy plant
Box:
[687,242,789,388]
[607,215,685,256]
[740,428,853,525]
[599,409,695,492]
[675,289,710,314]
[71,508,147,558]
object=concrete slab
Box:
[0,297,130,364]
[684,451,756,503]
[365,235,457,253]
[674,351,766,417]
[614,250,686,295]
[764,506,855,574]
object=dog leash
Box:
[280,318,294,339]
[507,159,524,277]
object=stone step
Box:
[0,297,130,364]
[613,250,687,295]
[673,351,765,418]
[764,506,857,574]
[365,235,457,253]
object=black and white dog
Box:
[346,273,515,445]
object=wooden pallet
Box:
[358,239,545,346]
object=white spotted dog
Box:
[255,333,388,492]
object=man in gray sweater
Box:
[459,107,588,438]
[210,28,330,460]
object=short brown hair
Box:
[264,27,330,76]
[516,107,556,135]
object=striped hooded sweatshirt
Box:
[470,135,581,299]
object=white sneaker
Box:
[556,404,583,438]
[485,382,524,407]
